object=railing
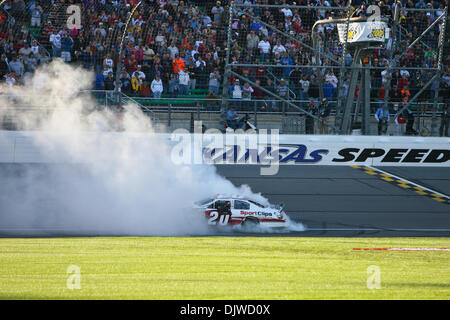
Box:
[99,95,444,135]
[121,93,159,124]
[123,96,443,112]
[1,90,445,136]
[265,69,297,101]
[1,90,444,118]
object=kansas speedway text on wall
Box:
[0,131,449,167]
[169,133,449,167]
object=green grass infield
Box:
[0,237,449,299]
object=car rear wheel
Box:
[241,217,259,230]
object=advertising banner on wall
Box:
[0,131,448,167]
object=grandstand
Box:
[0,0,448,135]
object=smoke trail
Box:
[0,61,269,236]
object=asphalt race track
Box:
[214,165,450,237]
[0,164,449,237]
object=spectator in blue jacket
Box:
[280,52,293,79]
[227,106,242,130]
[94,69,105,91]
[250,20,263,33]
[375,106,390,135]
[61,34,74,62]
[322,79,335,100]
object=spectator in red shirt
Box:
[378,85,386,101]
[253,79,266,111]
[398,74,409,91]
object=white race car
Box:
[195,195,290,230]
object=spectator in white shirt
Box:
[400,69,410,78]
[178,70,190,95]
[155,32,166,45]
[381,68,389,84]
[19,43,32,57]
[103,54,114,76]
[325,70,338,88]
[151,73,164,98]
[5,72,16,87]
[30,40,41,60]
[272,39,286,56]
[49,32,61,57]
[299,74,310,103]
[281,7,293,19]
[258,37,271,59]
[229,78,243,110]
[259,25,269,38]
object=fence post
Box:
[168,103,172,127]
[253,101,257,127]
[431,6,447,136]
[114,1,142,109]
[382,1,400,115]
[197,101,200,121]
[335,0,352,131]
[221,0,234,108]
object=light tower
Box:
[312,12,390,134]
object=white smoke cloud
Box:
[0,60,272,236]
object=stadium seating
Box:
[0,0,448,119]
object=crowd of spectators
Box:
[0,0,448,115]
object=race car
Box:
[194,194,290,230]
